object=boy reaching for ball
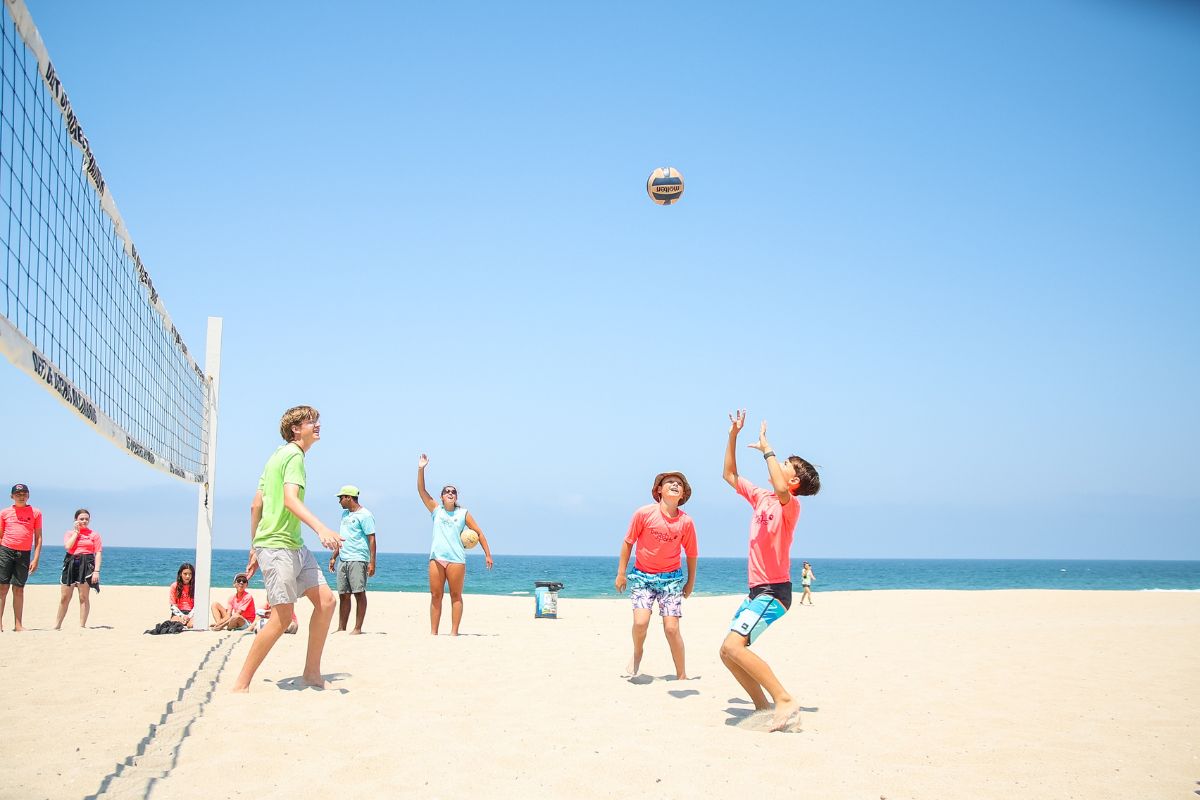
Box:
[719,410,820,731]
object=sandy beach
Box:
[3,586,1197,800]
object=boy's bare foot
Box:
[625,654,642,676]
[769,699,801,731]
[13,624,26,632]
[349,628,362,635]
[301,672,326,689]
[230,683,250,694]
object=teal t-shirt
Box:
[254,443,306,549]
[338,508,376,562]
[429,506,467,564]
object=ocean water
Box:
[27,547,1200,597]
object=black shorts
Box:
[0,545,31,586]
[749,581,793,611]
[61,553,96,586]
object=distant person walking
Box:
[416,454,493,635]
[0,483,43,632]
[614,471,698,679]
[800,562,815,605]
[719,411,821,732]
[327,485,377,635]
[56,508,101,629]
[231,405,342,693]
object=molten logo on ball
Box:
[647,167,684,205]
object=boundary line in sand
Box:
[87,633,243,799]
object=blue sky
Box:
[2,0,1197,559]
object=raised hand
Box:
[418,453,429,469]
[746,420,770,452]
[728,409,746,435]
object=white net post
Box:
[191,317,222,630]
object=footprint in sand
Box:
[733,709,802,733]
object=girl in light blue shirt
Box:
[416,453,494,635]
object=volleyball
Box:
[646,167,684,205]
[460,530,480,549]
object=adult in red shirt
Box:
[56,508,102,629]
[0,483,43,633]
[614,471,698,679]
[719,411,821,732]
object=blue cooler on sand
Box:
[534,581,564,619]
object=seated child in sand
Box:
[211,572,256,631]
[168,562,196,628]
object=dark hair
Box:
[787,456,821,496]
[174,562,195,603]
[73,508,90,520]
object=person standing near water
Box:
[800,562,815,605]
[416,454,493,636]
[56,508,101,629]
[0,483,42,633]
[614,471,698,679]
[327,485,377,635]
[719,410,821,732]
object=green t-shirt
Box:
[254,442,306,549]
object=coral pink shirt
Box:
[169,581,195,612]
[624,503,698,574]
[227,591,256,623]
[0,505,42,550]
[737,476,801,587]
[67,528,102,555]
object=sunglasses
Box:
[235,578,248,584]
[442,489,457,496]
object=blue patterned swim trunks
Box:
[628,568,685,617]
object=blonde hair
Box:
[279,405,319,442]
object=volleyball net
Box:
[0,0,211,484]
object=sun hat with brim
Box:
[335,485,360,498]
[652,471,692,505]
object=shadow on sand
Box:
[274,672,351,692]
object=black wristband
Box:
[763,450,776,460]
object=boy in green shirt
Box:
[232,406,343,692]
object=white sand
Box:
[3,587,1197,799]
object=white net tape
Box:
[0,0,208,482]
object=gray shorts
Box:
[256,546,326,606]
[336,560,369,594]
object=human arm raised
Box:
[723,409,747,489]
[745,420,792,504]
[416,454,437,512]
[464,512,493,569]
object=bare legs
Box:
[626,611,688,678]
[231,583,335,692]
[662,615,687,679]
[77,584,90,627]
[336,591,368,634]
[55,584,72,629]
[627,608,651,675]
[801,585,813,605]
[0,584,26,632]
[719,632,800,731]
[428,560,466,635]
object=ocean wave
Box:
[1138,588,1200,592]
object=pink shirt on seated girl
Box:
[169,581,195,613]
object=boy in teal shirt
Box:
[232,405,343,692]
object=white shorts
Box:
[256,546,326,606]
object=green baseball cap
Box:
[336,485,360,498]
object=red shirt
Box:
[169,581,195,612]
[67,528,102,555]
[0,505,42,551]
[737,476,801,586]
[227,591,256,623]
[624,503,698,574]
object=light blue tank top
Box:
[429,506,467,563]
